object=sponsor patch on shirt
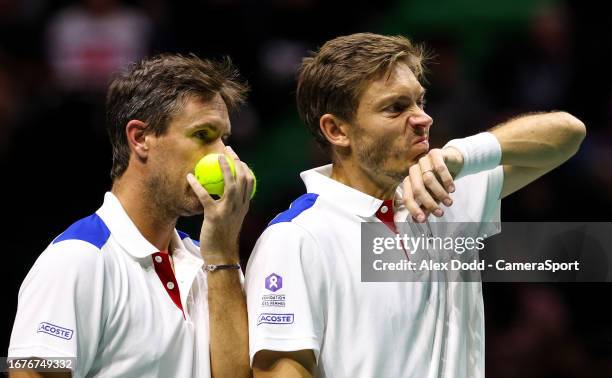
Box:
[265,273,283,292]
[37,322,73,340]
[257,313,294,326]
[261,294,286,307]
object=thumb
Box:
[186,173,214,207]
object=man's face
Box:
[348,63,433,185]
[145,94,231,217]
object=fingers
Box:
[428,148,455,194]
[186,173,214,207]
[225,145,240,160]
[419,154,453,207]
[218,155,236,200]
[222,146,253,204]
[195,147,252,256]
[402,177,426,223]
[409,163,442,218]
[234,160,253,204]
[234,160,247,203]
[404,148,458,222]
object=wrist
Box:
[202,252,240,265]
[441,147,464,178]
[443,132,501,179]
[204,263,241,272]
[200,240,238,262]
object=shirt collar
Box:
[300,164,386,218]
[96,192,188,259]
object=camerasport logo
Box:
[37,322,74,340]
[265,273,282,292]
[257,313,294,326]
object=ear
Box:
[125,120,150,159]
[320,114,351,148]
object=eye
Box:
[194,130,210,140]
[384,102,408,114]
[417,97,427,110]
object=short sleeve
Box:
[245,222,325,366]
[8,240,107,376]
[444,165,504,237]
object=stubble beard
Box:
[144,173,203,220]
[353,126,410,186]
[182,186,204,216]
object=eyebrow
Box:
[374,88,426,107]
[188,120,232,136]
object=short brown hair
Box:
[296,33,427,149]
[106,53,248,180]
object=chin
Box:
[180,197,204,217]
[412,143,430,156]
[405,150,428,166]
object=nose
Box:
[409,108,433,130]
[209,139,227,155]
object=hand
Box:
[402,147,462,223]
[186,146,255,263]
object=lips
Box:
[413,136,428,144]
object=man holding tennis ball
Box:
[9,54,254,377]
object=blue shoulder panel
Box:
[268,193,319,227]
[178,230,200,247]
[53,213,111,250]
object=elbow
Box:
[556,111,587,154]
[565,112,587,140]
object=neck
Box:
[330,158,397,200]
[111,175,177,252]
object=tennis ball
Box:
[194,153,256,198]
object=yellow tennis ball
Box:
[194,154,236,197]
[194,153,256,198]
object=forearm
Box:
[207,257,250,378]
[188,145,255,377]
[254,358,313,378]
[438,111,586,199]
[490,111,586,168]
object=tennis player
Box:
[246,33,585,377]
[8,54,253,377]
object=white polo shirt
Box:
[246,164,504,378]
[9,192,212,377]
